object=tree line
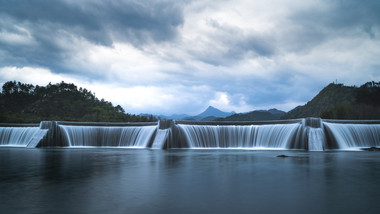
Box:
[320,81,380,119]
[0,81,156,123]
[283,81,380,120]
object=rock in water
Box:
[361,147,380,151]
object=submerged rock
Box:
[277,154,290,158]
[276,154,309,158]
[361,147,380,151]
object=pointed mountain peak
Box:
[205,105,218,111]
[197,106,235,118]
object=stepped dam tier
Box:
[1,118,380,151]
[59,125,157,147]
[177,123,301,149]
[0,123,47,148]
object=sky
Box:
[1,0,379,115]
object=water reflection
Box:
[1,148,380,214]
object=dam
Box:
[1,118,380,150]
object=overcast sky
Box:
[1,0,379,115]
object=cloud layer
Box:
[1,0,379,114]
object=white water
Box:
[178,124,301,149]
[0,127,41,147]
[302,118,325,151]
[308,128,325,151]
[59,125,157,147]
[323,122,380,149]
[151,129,169,149]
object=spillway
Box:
[59,125,157,148]
[151,129,170,149]
[302,118,326,151]
[0,127,43,147]
[1,119,380,151]
[324,122,380,149]
[177,123,302,149]
[307,128,325,151]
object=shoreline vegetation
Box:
[213,81,380,121]
[1,81,379,123]
[282,81,380,120]
[0,81,156,123]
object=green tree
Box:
[0,81,154,123]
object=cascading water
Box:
[151,129,170,149]
[303,118,325,151]
[178,123,302,149]
[323,122,380,149]
[307,128,325,151]
[2,119,379,151]
[0,127,41,147]
[59,125,157,147]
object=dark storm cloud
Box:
[190,19,276,66]
[232,35,275,58]
[286,0,380,52]
[320,0,380,31]
[198,0,380,66]
[1,0,378,114]
[0,0,185,70]
[208,19,275,57]
[0,16,69,70]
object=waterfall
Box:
[302,118,325,151]
[151,129,170,149]
[307,128,325,151]
[2,119,379,150]
[59,125,157,147]
[323,122,380,149]
[0,127,41,147]
[178,123,301,149]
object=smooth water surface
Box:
[1,148,380,214]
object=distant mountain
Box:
[142,81,380,122]
[215,108,286,121]
[141,106,234,121]
[282,81,380,120]
[268,108,286,115]
[198,106,235,118]
[182,106,235,121]
[157,114,190,120]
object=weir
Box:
[151,129,170,149]
[0,123,48,148]
[59,125,157,147]
[302,118,326,151]
[57,121,158,147]
[176,123,301,149]
[0,126,41,147]
[323,120,380,149]
[151,120,173,149]
[0,118,380,150]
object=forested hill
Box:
[0,81,155,123]
[282,81,380,120]
[215,109,286,121]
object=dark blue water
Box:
[1,148,380,214]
